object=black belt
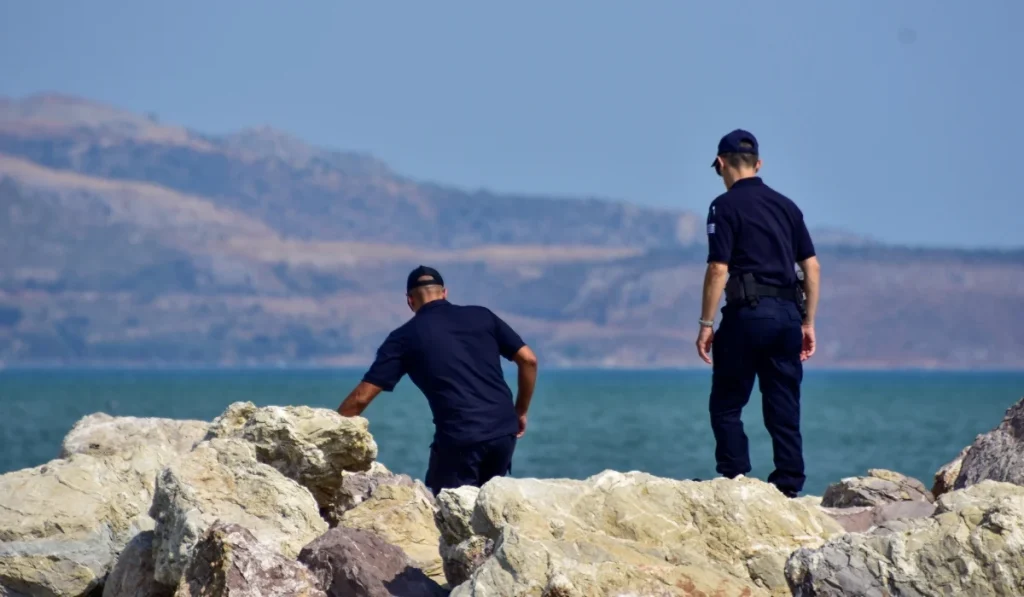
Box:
[724,273,799,304]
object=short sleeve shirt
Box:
[706,177,815,287]
[362,299,525,447]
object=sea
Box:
[1,369,1021,496]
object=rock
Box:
[205,402,378,514]
[61,413,208,459]
[821,468,933,508]
[298,527,446,597]
[149,438,328,587]
[933,445,971,497]
[0,444,180,597]
[435,487,485,587]
[103,531,174,597]
[325,462,415,524]
[954,397,1024,490]
[787,480,1024,596]
[336,481,445,584]
[439,471,843,596]
[174,522,326,597]
[820,500,937,533]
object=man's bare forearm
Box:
[512,346,538,416]
[701,263,730,323]
[799,257,820,326]
[337,381,382,417]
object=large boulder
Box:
[0,424,195,597]
[438,471,844,596]
[786,480,1024,596]
[821,468,933,508]
[174,522,326,597]
[149,438,328,586]
[205,402,378,514]
[103,531,174,597]
[336,481,444,584]
[298,527,446,597]
[61,413,209,459]
[954,397,1024,490]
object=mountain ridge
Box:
[0,93,1021,369]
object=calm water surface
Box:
[1,369,1021,495]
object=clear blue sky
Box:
[1,0,1021,248]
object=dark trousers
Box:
[425,434,517,496]
[709,297,805,496]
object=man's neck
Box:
[725,172,759,189]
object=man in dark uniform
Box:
[696,129,820,498]
[337,265,539,496]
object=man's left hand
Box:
[696,326,714,364]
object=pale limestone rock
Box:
[149,438,328,586]
[933,445,971,497]
[441,471,844,596]
[103,531,174,597]
[436,486,485,587]
[205,401,378,513]
[337,481,445,584]
[174,522,325,597]
[325,462,423,525]
[786,480,1024,596]
[954,397,1024,491]
[0,444,178,597]
[61,412,208,459]
[821,468,933,508]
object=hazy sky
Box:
[1,1,1021,248]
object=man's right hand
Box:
[800,325,816,361]
[516,413,528,438]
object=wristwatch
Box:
[698,319,714,328]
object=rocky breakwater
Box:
[3,394,1024,596]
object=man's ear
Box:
[442,288,448,299]
[755,158,763,172]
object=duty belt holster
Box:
[725,273,806,318]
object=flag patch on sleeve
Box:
[707,223,716,234]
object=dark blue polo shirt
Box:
[706,177,816,287]
[361,299,525,447]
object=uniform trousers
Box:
[425,433,517,496]
[709,296,805,496]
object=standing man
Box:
[337,265,538,496]
[696,129,820,498]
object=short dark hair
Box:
[720,140,758,169]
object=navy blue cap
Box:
[711,129,759,167]
[406,265,444,292]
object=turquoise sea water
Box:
[0,369,1021,495]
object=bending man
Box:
[338,265,538,496]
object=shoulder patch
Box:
[707,222,716,234]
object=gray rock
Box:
[786,480,1024,597]
[821,468,933,508]
[325,462,414,524]
[954,396,1024,490]
[103,531,174,597]
[933,445,971,497]
[297,527,446,597]
[174,522,325,597]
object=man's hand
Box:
[516,412,528,438]
[800,325,816,361]
[696,325,714,365]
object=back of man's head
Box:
[406,265,446,310]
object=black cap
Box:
[711,129,759,167]
[406,265,444,292]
